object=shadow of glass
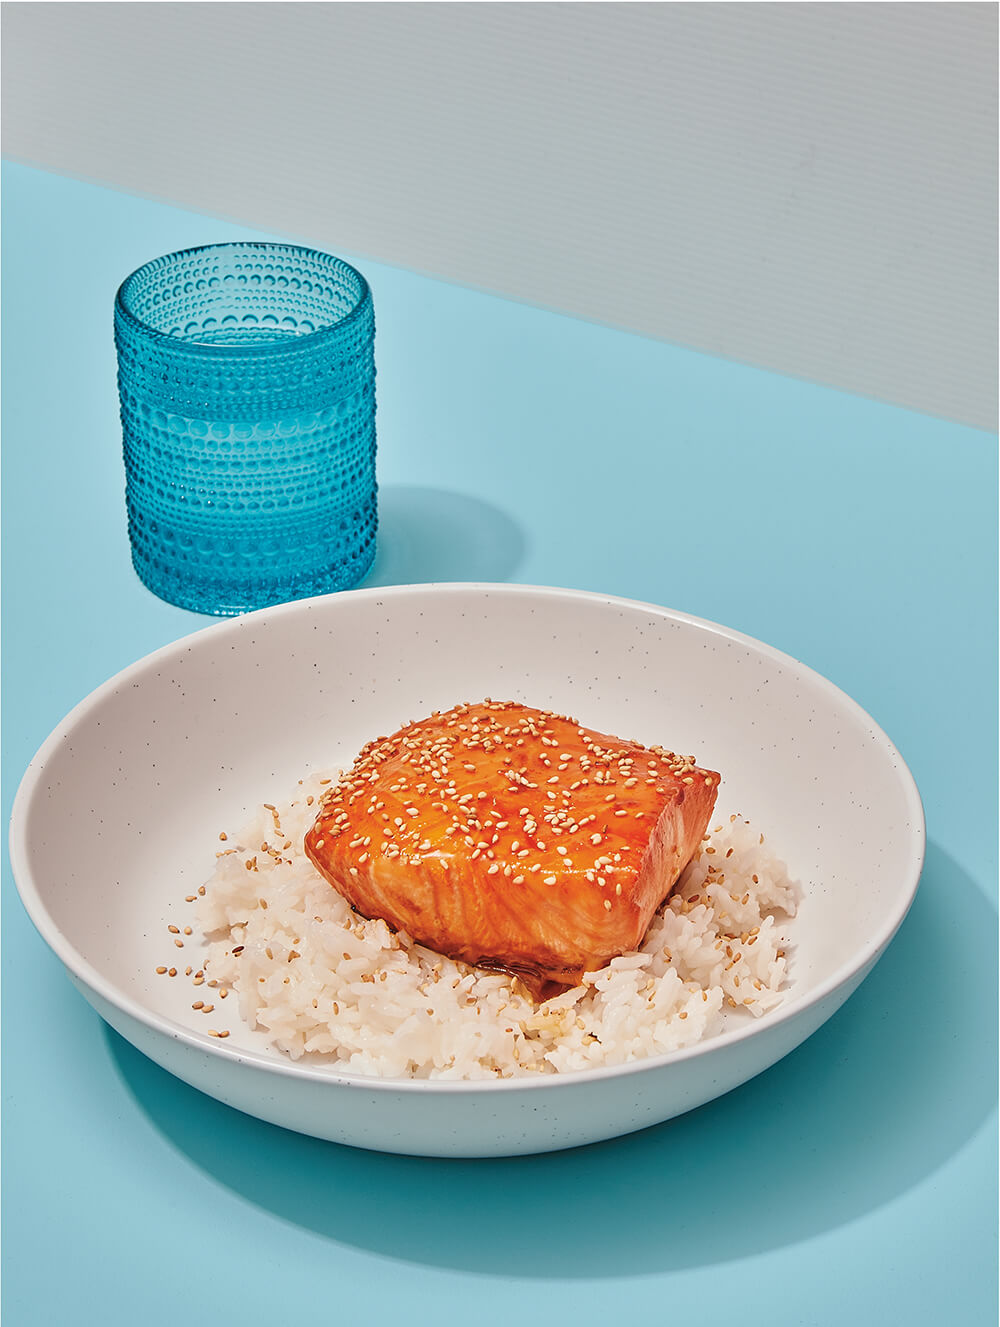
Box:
[106,842,996,1277]
[360,484,527,587]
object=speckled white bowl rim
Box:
[9,582,926,1097]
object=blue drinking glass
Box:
[114,242,377,615]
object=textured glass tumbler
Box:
[114,242,376,615]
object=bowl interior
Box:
[12,585,923,1070]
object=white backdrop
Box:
[2,1,996,428]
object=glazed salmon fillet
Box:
[304,701,719,996]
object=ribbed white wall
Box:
[2,1,996,428]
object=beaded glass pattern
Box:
[114,243,376,615]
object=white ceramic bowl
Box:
[9,584,924,1156]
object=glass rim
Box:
[114,241,372,355]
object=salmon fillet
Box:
[304,700,719,997]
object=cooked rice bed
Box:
[197,774,800,1079]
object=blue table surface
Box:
[2,161,996,1326]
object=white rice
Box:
[196,772,800,1079]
